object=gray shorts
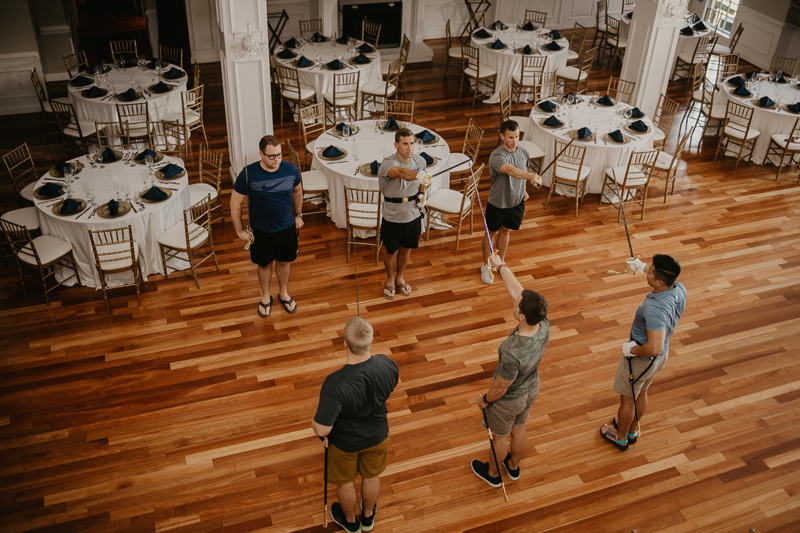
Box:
[613,354,668,397]
[483,387,539,437]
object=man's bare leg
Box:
[487,433,509,478]
[496,227,511,263]
[256,263,273,305]
[508,424,526,470]
[361,476,380,518]
[383,249,399,292]
[482,230,498,264]
[395,247,412,287]
[275,261,295,311]
[336,481,358,523]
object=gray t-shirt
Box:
[378,153,427,223]
[495,317,550,400]
[488,145,530,209]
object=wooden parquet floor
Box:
[1,36,799,533]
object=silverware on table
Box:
[88,205,99,218]
[75,205,92,219]
[129,201,138,213]
[44,197,65,207]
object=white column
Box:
[318,0,337,37]
[619,0,684,115]
[216,0,274,181]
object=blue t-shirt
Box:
[233,160,301,233]
[630,282,687,359]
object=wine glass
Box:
[93,65,102,79]
[330,34,337,47]
[112,177,120,200]
[342,125,351,141]
[352,143,359,161]
[624,108,633,120]
[122,184,131,204]
[775,70,783,83]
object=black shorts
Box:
[250,225,298,267]
[486,201,525,232]
[380,217,422,255]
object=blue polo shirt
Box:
[630,282,687,359]
[233,160,301,233]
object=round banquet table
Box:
[470,25,569,104]
[310,119,452,235]
[33,153,191,288]
[67,65,188,124]
[526,96,656,195]
[273,37,382,116]
[716,75,800,165]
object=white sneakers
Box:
[480,264,494,285]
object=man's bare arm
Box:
[230,190,251,242]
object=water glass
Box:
[342,125,351,139]
[122,184,131,203]
[112,178,120,200]
[330,34,337,47]
[353,144,359,161]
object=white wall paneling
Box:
[185,0,222,63]
[233,60,268,165]
[0,52,46,115]
[37,25,73,82]
[560,0,596,31]
[265,0,314,42]
[231,0,264,33]
[146,9,159,57]
[424,0,470,40]
[733,4,784,70]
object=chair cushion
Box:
[606,165,647,185]
[1,206,40,230]
[770,133,800,151]
[567,50,579,60]
[677,52,706,64]
[555,164,591,182]
[556,66,588,81]
[517,140,545,159]
[702,104,727,119]
[129,125,151,138]
[712,44,732,55]
[361,81,396,96]
[606,36,628,47]
[302,169,329,191]
[348,202,379,228]
[189,183,219,204]
[278,83,316,101]
[598,22,607,32]
[20,182,36,203]
[653,128,666,142]
[693,89,703,100]
[162,110,202,126]
[511,73,537,86]
[465,65,497,78]
[509,116,529,134]
[448,152,474,169]
[724,125,760,140]
[64,119,99,138]
[381,62,405,75]
[18,235,72,266]
[654,150,677,171]
[158,221,208,251]
[323,92,357,106]
[448,47,463,58]
[427,188,469,214]
[96,241,139,271]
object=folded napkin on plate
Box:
[142,187,168,201]
[284,38,300,49]
[522,21,535,31]
[311,32,325,43]
[151,81,171,93]
[577,127,592,140]
[297,56,313,68]
[327,59,344,70]
[491,39,506,49]
[543,115,563,127]
[164,67,184,79]
[774,73,788,83]
[148,58,166,69]
[121,56,137,68]
[538,100,557,112]
[384,117,400,130]
[358,43,375,54]
[609,130,624,143]
[788,102,800,113]
[135,149,157,162]
[71,75,93,87]
[474,28,492,39]
[550,30,561,39]
[277,48,296,59]
[101,147,118,163]
[161,163,184,178]
[626,12,633,19]
[85,86,106,98]
[759,96,775,107]
[597,94,614,106]
[419,152,435,165]
[337,34,350,45]
[545,41,562,51]
[680,26,694,36]
[121,88,138,101]
[322,145,345,158]
[522,44,533,54]
[629,120,648,132]
[107,199,119,216]
[727,76,745,87]
[689,13,700,22]
[630,107,644,118]
[54,161,75,175]
[39,183,63,197]
[416,130,436,143]
[60,198,80,214]
[335,122,348,132]
[352,53,370,64]
[370,160,380,175]
[492,21,507,30]
[693,21,707,31]
[733,85,751,97]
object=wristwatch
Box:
[295,213,303,217]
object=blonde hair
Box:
[343,317,373,355]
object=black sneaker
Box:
[330,502,361,533]
[471,459,502,488]
[502,453,520,481]
[360,501,376,532]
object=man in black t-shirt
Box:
[312,317,399,533]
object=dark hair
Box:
[652,254,681,287]
[259,135,281,153]
[500,120,519,134]
[395,128,415,143]
[519,289,547,326]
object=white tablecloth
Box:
[716,75,800,165]
[527,97,656,194]
[67,66,188,123]
[310,120,452,235]
[470,25,569,104]
[34,154,191,288]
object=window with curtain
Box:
[712,0,740,36]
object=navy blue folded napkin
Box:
[491,39,506,49]
[385,117,400,130]
[630,120,648,132]
[416,130,435,143]
[164,67,184,79]
[322,145,345,158]
[311,32,325,43]
[337,34,350,45]
[85,86,106,98]
[284,38,299,49]
[107,199,119,216]
[539,100,557,112]
[522,44,533,54]
[142,187,168,201]
[122,88,138,101]
[727,76,745,87]
[626,12,633,19]
[550,30,561,39]
[148,58,166,69]
[630,107,644,118]
[278,48,296,59]
[152,81,171,93]
[135,149,157,161]
[353,53,370,64]
[474,28,492,39]
[733,85,751,97]
[419,152,434,165]
[693,21,707,31]
[597,94,614,106]
[745,71,759,80]
[788,102,800,113]
[689,13,700,22]
[297,56,313,68]
[609,130,624,143]
[543,115,563,127]
[327,59,344,70]
[564,92,576,103]
[774,73,788,83]
[161,163,184,178]
[681,26,694,36]
[336,122,348,132]
[759,96,775,107]
[577,127,592,140]
[358,43,374,53]
[545,41,562,51]
[101,147,118,163]
[522,21,535,31]
[54,161,75,175]
[71,75,93,87]
[39,183,63,197]
[492,21,507,30]
[60,198,80,214]
[370,160,380,175]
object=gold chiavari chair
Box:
[159,45,183,69]
[601,149,660,221]
[425,164,485,250]
[190,144,225,227]
[567,23,589,66]
[714,100,760,170]
[287,140,329,217]
[116,101,151,143]
[769,56,798,77]
[275,65,317,129]
[300,102,326,170]
[713,22,743,56]
[460,43,497,105]
[299,19,323,38]
[344,187,382,266]
[362,58,400,119]
[679,61,707,133]
[384,99,414,123]
[600,16,627,68]
[2,143,38,205]
[63,50,88,77]
[499,83,512,124]
[157,195,220,288]
[362,20,381,48]
[449,118,484,186]
[50,100,97,154]
[445,20,465,77]
[607,77,636,105]
[592,0,608,49]
[512,55,547,112]
[88,226,142,312]
[148,120,184,159]
[95,121,131,151]
[163,85,208,146]
[653,129,693,203]
[556,46,597,95]
[110,40,138,61]
[545,139,591,217]
[30,68,68,141]
[524,10,547,29]
[672,35,717,87]
[651,94,680,149]
[323,71,360,124]
[763,117,800,182]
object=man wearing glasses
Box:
[231,135,304,318]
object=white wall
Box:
[0,0,46,115]
[733,3,785,70]
[28,0,75,82]
[185,0,222,62]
